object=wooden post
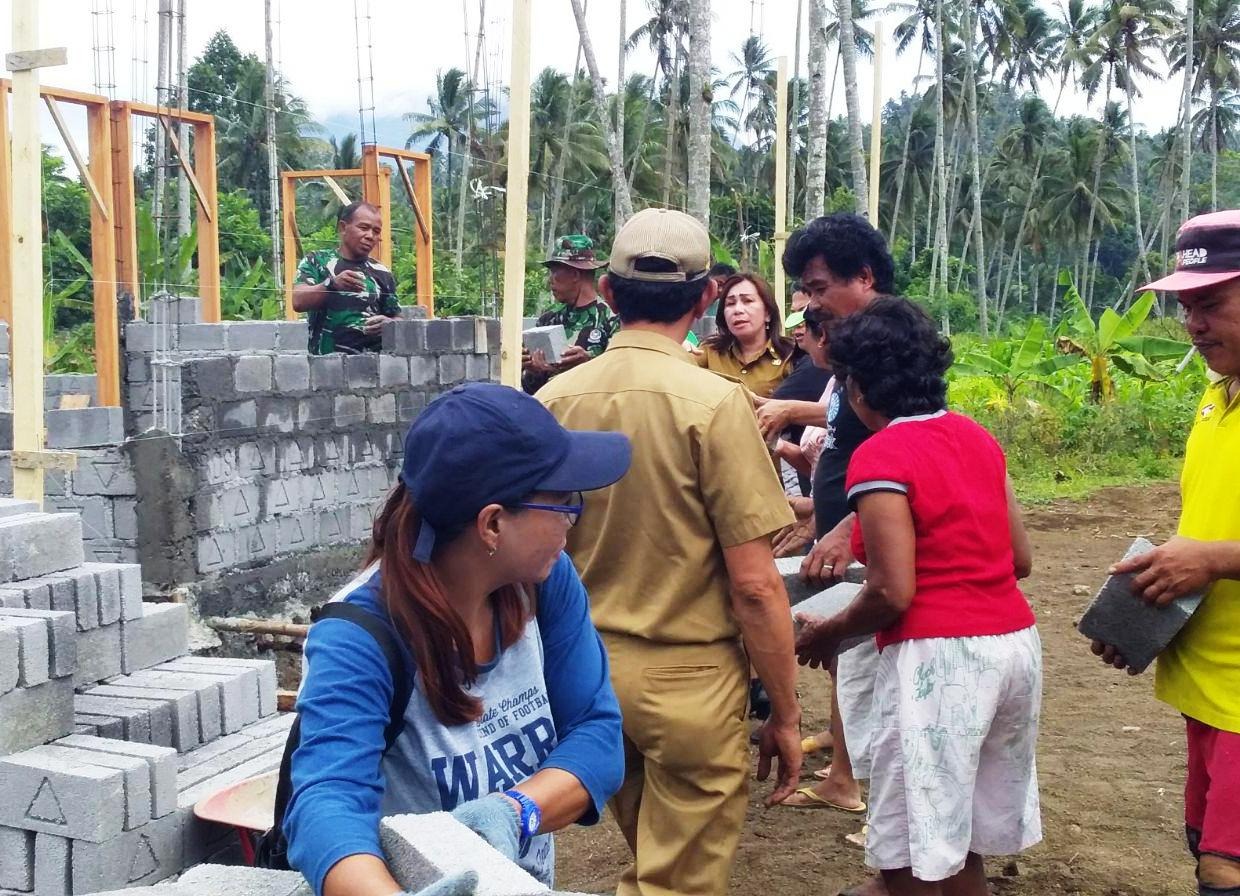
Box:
[282,172,298,320]
[0,79,12,327]
[868,27,883,226]
[378,168,392,269]
[414,155,434,315]
[109,102,140,310]
[193,119,220,321]
[500,0,533,388]
[774,56,789,318]
[87,101,120,406]
[9,0,48,502]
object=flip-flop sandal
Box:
[813,765,833,781]
[778,786,866,813]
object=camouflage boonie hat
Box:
[543,234,607,270]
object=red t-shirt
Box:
[846,410,1035,649]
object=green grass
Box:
[1012,461,1181,504]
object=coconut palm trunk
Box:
[663,43,683,205]
[568,0,635,223]
[788,0,805,216]
[890,51,926,240]
[687,0,712,226]
[805,0,830,218]
[931,0,950,314]
[963,0,988,335]
[617,0,628,223]
[834,0,869,215]
[1126,81,1151,284]
[1081,71,1112,309]
[547,43,586,254]
[1182,0,1195,221]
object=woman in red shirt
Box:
[795,297,1041,896]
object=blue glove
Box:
[449,793,520,861]
[400,870,478,896]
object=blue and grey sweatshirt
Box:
[284,552,624,896]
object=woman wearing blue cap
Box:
[283,383,632,896]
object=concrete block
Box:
[218,400,258,433]
[263,478,301,517]
[196,532,239,576]
[120,604,189,674]
[409,354,437,387]
[233,356,273,393]
[1077,537,1205,673]
[226,321,280,352]
[235,441,275,477]
[317,507,350,544]
[34,832,70,896]
[123,668,243,738]
[0,677,74,756]
[151,661,260,731]
[0,514,84,583]
[113,499,138,542]
[74,712,126,739]
[176,731,286,791]
[273,320,309,352]
[70,449,136,496]
[333,394,366,426]
[467,352,494,382]
[123,322,168,353]
[274,354,311,393]
[424,319,455,352]
[0,750,126,841]
[382,319,427,355]
[368,393,397,424]
[234,522,278,565]
[0,321,8,352]
[0,613,50,687]
[55,736,177,819]
[0,625,16,695]
[125,352,151,383]
[276,513,317,553]
[73,624,124,687]
[777,556,866,606]
[177,323,229,351]
[70,809,183,893]
[184,356,236,402]
[163,658,277,718]
[296,395,334,433]
[349,503,376,542]
[83,563,123,626]
[397,390,428,425]
[195,484,261,530]
[174,740,284,810]
[34,745,152,830]
[449,318,476,353]
[439,354,467,385]
[276,438,313,474]
[45,407,124,449]
[791,582,869,653]
[343,354,380,389]
[83,540,139,565]
[0,578,51,610]
[0,826,33,891]
[175,863,312,896]
[116,565,143,621]
[74,691,166,745]
[0,498,37,519]
[522,325,567,364]
[307,354,344,391]
[0,413,11,450]
[257,398,297,435]
[0,607,75,680]
[379,353,410,387]
[84,685,198,753]
[381,813,548,896]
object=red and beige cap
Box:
[608,208,711,283]
[1142,210,1240,292]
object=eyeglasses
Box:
[512,491,584,526]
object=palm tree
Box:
[805,0,830,217]
[329,133,359,171]
[889,0,936,240]
[727,35,775,149]
[687,0,713,226]
[833,0,869,215]
[1171,0,1240,209]
[628,0,688,203]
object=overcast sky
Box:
[5,0,1191,165]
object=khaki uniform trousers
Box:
[602,632,750,896]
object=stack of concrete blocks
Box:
[0,503,292,895]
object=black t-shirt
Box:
[812,377,872,536]
[773,352,832,496]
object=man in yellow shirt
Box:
[539,208,801,896]
[1094,210,1240,896]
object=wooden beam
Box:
[377,168,393,269]
[193,119,221,322]
[42,96,108,218]
[123,98,212,124]
[0,79,13,327]
[87,101,120,406]
[414,156,434,315]
[33,83,107,107]
[5,46,67,72]
[157,114,211,222]
[501,0,533,388]
[395,159,430,244]
[281,173,298,320]
[321,175,350,206]
[10,0,48,502]
[360,144,381,207]
[774,56,789,319]
[282,167,364,180]
[108,102,140,309]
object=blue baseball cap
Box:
[400,382,631,562]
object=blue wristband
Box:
[502,789,542,846]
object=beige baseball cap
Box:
[608,208,711,283]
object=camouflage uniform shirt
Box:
[522,300,620,393]
[296,248,399,355]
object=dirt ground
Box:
[554,483,1197,896]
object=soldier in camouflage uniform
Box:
[292,201,400,355]
[522,234,619,394]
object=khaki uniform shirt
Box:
[696,341,792,398]
[539,330,795,645]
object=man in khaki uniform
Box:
[539,208,803,896]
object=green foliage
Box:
[218,190,272,268]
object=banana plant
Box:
[1055,270,1190,402]
[954,317,1080,402]
[45,230,95,373]
[136,203,198,302]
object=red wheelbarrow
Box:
[193,771,279,866]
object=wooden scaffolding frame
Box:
[361,145,434,315]
[0,82,222,406]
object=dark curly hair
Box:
[782,213,895,294]
[828,297,953,420]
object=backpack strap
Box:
[257,601,413,870]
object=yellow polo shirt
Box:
[696,341,791,398]
[1155,377,1240,733]
[539,330,795,645]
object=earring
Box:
[488,547,496,558]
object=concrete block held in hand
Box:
[792,582,869,654]
[521,325,567,364]
[174,863,313,896]
[381,813,549,896]
[1077,536,1204,674]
